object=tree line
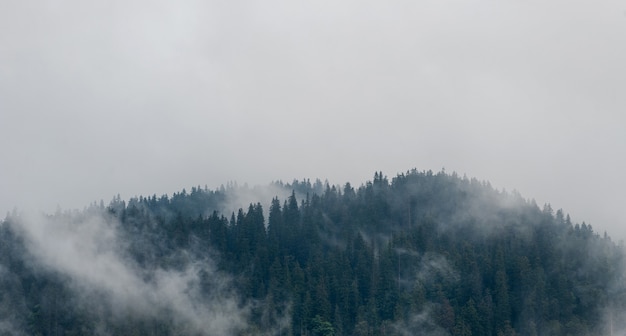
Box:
[1,169,625,335]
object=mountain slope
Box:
[1,169,625,335]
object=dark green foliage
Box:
[311,315,335,336]
[1,169,625,335]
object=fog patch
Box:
[417,253,458,283]
[390,306,450,336]
[218,181,312,224]
[394,251,459,289]
[10,211,250,335]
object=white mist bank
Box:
[10,211,250,336]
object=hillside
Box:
[1,169,625,335]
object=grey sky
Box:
[1,1,625,238]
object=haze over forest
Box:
[1,1,626,334]
[2,170,626,335]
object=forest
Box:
[1,169,625,335]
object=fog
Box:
[10,211,251,335]
[2,165,625,334]
[1,0,625,239]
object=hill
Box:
[1,169,625,335]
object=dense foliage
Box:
[2,170,625,335]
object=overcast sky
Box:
[1,0,625,238]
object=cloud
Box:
[10,211,250,335]
[389,307,450,336]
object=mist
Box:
[1,0,626,334]
[9,211,251,335]
[1,170,626,334]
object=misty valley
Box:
[1,170,625,335]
